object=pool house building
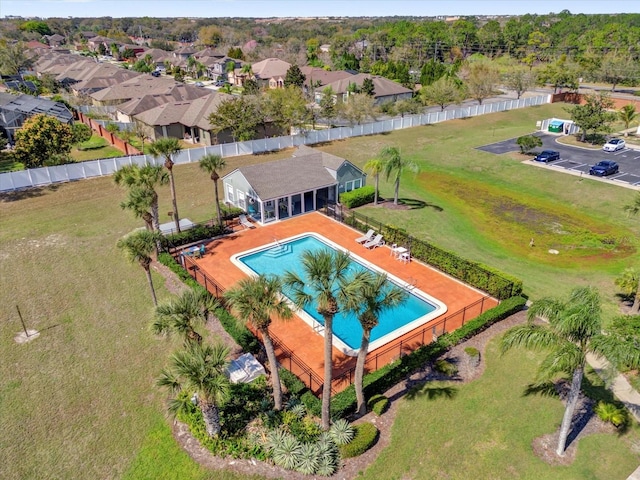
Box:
[222,145,366,224]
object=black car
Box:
[533,150,560,163]
[589,160,619,177]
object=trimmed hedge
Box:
[339,422,379,458]
[164,223,226,248]
[339,185,375,209]
[367,394,389,416]
[330,295,527,418]
[157,252,260,354]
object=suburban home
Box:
[115,83,211,122]
[229,57,291,88]
[300,66,354,96]
[87,35,120,52]
[89,75,186,106]
[222,145,366,224]
[0,92,73,144]
[43,34,66,47]
[315,73,413,105]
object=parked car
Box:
[214,80,228,87]
[151,71,161,77]
[602,138,626,152]
[589,160,619,176]
[533,150,560,163]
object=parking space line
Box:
[612,149,629,156]
[634,155,640,160]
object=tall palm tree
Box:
[148,137,182,233]
[117,230,163,306]
[224,275,293,410]
[500,286,640,456]
[344,272,407,416]
[363,157,384,205]
[157,341,231,437]
[114,164,168,233]
[282,250,365,430]
[618,104,638,137]
[380,146,419,205]
[152,288,218,345]
[199,154,227,226]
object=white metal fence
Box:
[0,94,550,192]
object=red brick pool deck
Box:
[192,212,498,393]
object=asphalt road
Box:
[477,132,640,188]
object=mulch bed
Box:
[152,262,612,478]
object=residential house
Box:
[315,73,413,105]
[300,66,353,96]
[43,34,65,47]
[89,75,185,106]
[229,57,291,88]
[87,35,120,52]
[222,144,366,224]
[115,83,211,122]
[0,92,73,143]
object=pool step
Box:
[263,244,292,258]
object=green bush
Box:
[367,394,389,416]
[164,223,226,248]
[330,296,526,418]
[280,368,322,416]
[339,422,379,458]
[464,347,480,358]
[339,185,375,208]
[434,359,458,376]
[595,401,629,428]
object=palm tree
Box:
[363,157,384,205]
[152,288,218,345]
[500,286,640,456]
[114,164,168,233]
[380,146,419,205]
[224,275,293,410]
[117,230,163,306]
[120,186,154,231]
[344,272,407,416]
[618,104,638,137]
[282,250,365,430]
[615,268,640,313]
[157,341,231,437]
[148,137,182,233]
[199,154,227,226]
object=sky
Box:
[1,0,639,19]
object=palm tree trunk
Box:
[144,266,158,306]
[322,315,333,430]
[355,329,371,416]
[260,327,282,411]
[213,179,222,226]
[373,174,379,205]
[201,401,221,437]
[142,212,153,231]
[167,169,181,233]
[151,195,161,232]
[556,366,584,455]
[394,178,400,205]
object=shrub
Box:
[516,134,542,154]
[164,223,226,247]
[464,347,480,357]
[434,359,458,376]
[328,418,354,446]
[340,185,375,208]
[339,422,379,458]
[367,394,389,416]
[595,401,629,428]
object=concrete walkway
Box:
[586,353,640,480]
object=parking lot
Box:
[477,132,640,188]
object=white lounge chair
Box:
[239,214,255,229]
[355,229,375,244]
[363,234,384,249]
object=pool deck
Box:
[193,212,498,393]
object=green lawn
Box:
[362,338,640,480]
[71,134,124,161]
[1,103,639,479]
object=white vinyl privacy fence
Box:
[0,94,550,192]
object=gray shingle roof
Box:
[322,73,412,98]
[229,146,355,200]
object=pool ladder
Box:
[264,237,291,258]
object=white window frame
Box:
[226,184,234,203]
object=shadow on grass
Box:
[0,184,60,202]
[397,197,443,211]
[405,383,458,401]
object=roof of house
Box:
[71,69,141,93]
[0,92,73,124]
[251,58,291,80]
[137,48,171,62]
[300,66,353,88]
[322,73,413,97]
[226,145,358,200]
[90,75,181,102]
[195,48,225,58]
[133,91,234,129]
[174,45,197,56]
[26,40,50,50]
[118,84,213,117]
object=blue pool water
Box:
[237,234,438,351]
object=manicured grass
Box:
[1,103,639,479]
[362,338,640,480]
[71,134,124,161]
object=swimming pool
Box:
[231,233,447,356]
